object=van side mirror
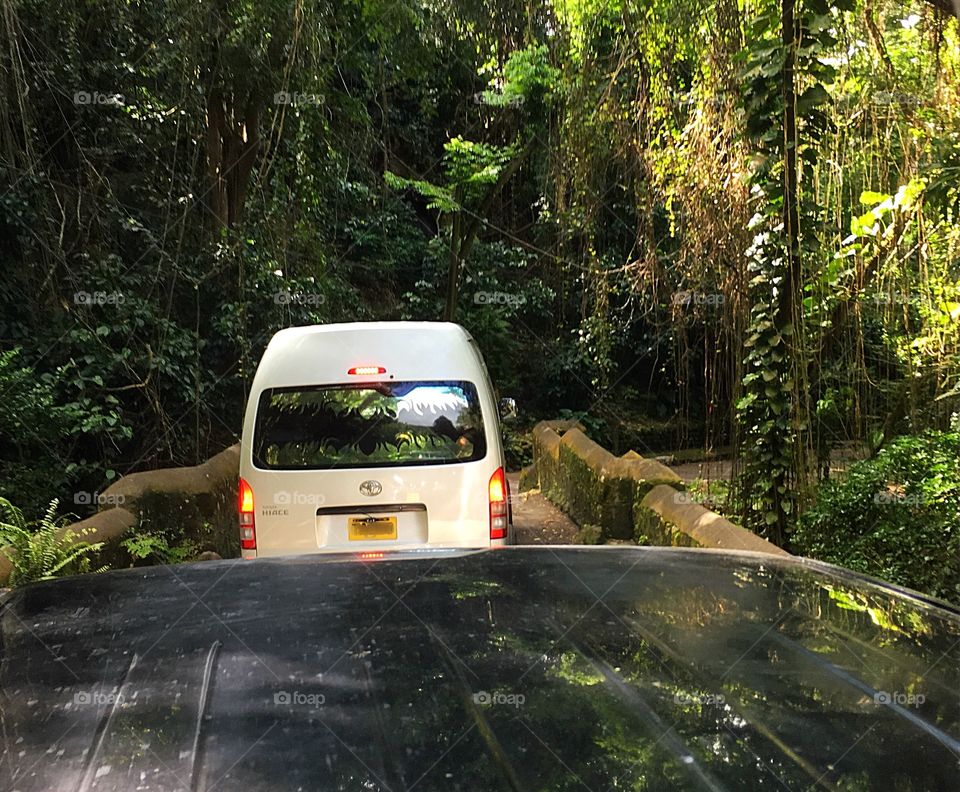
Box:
[498,397,518,422]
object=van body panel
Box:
[240,322,511,557]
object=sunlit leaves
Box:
[385,137,519,216]
[443,137,517,186]
[480,43,559,109]
[384,171,460,212]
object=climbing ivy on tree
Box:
[736,0,854,544]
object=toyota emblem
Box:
[359,480,382,497]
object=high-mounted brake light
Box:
[238,477,257,550]
[347,366,387,375]
[489,467,507,540]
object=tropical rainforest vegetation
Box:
[0,0,958,597]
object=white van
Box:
[238,322,515,558]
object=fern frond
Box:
[2,499,106,586]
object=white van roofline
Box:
[251,322,488,390]
[267,321,473,340]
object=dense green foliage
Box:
[121,527,200,565]
[0,0,958,590]
[794,432,960,601]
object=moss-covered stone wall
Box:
[0,445,241,584]
[530,422,789,557]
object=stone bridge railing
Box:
[530,420,789,557]
[0,445,240,585]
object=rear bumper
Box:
[243,535,509,560]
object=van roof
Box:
[269,321,473,341]
[252,322,487,389]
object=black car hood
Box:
[0,547,958,791]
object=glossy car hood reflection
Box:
[1,547,958,791]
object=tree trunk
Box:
[925,0,958,19]
[443,142,532,321]
[443,201,462,322]
[205,91,261,229]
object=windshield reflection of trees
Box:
[8,554,956,791]
[345,556,958,791]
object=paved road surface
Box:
[671,459,732,483]
[508,472,579,544]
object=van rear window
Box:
[253,381,487,469]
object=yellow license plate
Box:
[348,516,398,541]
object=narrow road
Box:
[508,472,579,544]
[670,459,731,484]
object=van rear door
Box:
[247,380,493,553]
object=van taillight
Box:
[347,366,386,375]
[238,478,256,550]
[489,467,507,540]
